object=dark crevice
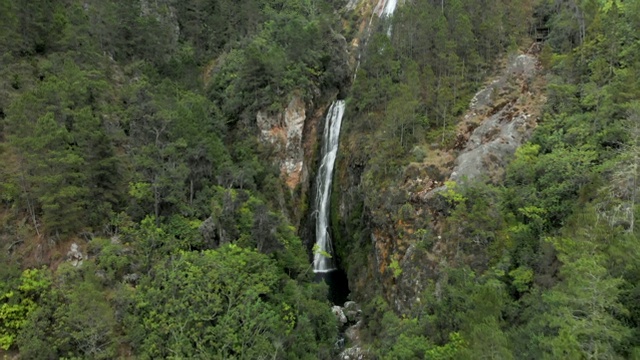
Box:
[315,267,350,306]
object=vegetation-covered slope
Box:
[0,0,351,358]
[2,0,640,359]
[335,0,640,358]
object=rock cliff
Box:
[257,95,311,189]
[338,50,547,313]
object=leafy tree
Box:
[16,264,118,360]
[129,245,329,359]
[538,235,631,359]
[0,268,50,350]
[597,104,640,233]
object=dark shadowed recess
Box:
[315,268,350,306]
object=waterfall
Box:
[382,0,398,16]
[313,100,346,273]
[355,0,399,80]
[382,0,398,36]
[313,1,400,274]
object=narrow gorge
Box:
[3,0,639,358]
[309,0,400,310]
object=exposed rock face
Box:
[345,0,360,11]
[139,0,180,55]
[337,51,546,314]
[334,301,368,360]
[343,301,362,323]
[255,26,350,193]
[198,216,219,248]
[339,346,369,360]
[394,53,543,311]
[257,96,307,189]
[449,53,539,184]
[123,273,140,284]
[450,110,535,183]
[67,243,84,267]
[332,305,348,325]
[198,216,233,249]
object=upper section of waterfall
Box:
[382,0,398,16]
[313,101,346,273]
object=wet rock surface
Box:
[332,301,369,359]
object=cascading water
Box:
[313,100,346,273]
[311,1,400,305]
[382,0,398,16]
[355,0,399,80]
[382,0,398,36]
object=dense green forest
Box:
[1,0,640,358]
[0,0,347,358]
[336,0,640,358]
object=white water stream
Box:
[313,101,345,273]
[382,0,398,16]
[313,1,399,273]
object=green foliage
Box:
[2,0,640,359]
[0,0,347,358]
[537,233,631,359]
[88,237,135,285]
[130,245,280,358]
[389,258,403,278]
[313,243,333,260]
[340,0,537,300]
[442,180,466,205]
[423,332,465,359]
[16,264,118,360]
[129,245,336,359]
[509,266,534,293]
[0,268,51,350]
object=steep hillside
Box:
[333,1,640,358]
[2,0,640,359]
[0,0,355,358]
[351,49,548,314]
[334,0,538,307]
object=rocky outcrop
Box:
[332,305,349,325]
[337,51,546,314]
[66,243,84,267]
[332,301,368,360]
[256,22,351,193]
[394,53,544,311]
[404,53,543,209]
[139,0,180,57]
[449,54,539,184]
[339,321,368,359]
[449,109,535,184]
[198,216,232,249]
[407,54,543,309]
[340,346,369,360]
[345,0,360,11]
[257,96,308,189]
[332,301,363,326]
[343,301,362,323]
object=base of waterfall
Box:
[314,268,350,305]
[330,301,366,359]
[313,268,337,274]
